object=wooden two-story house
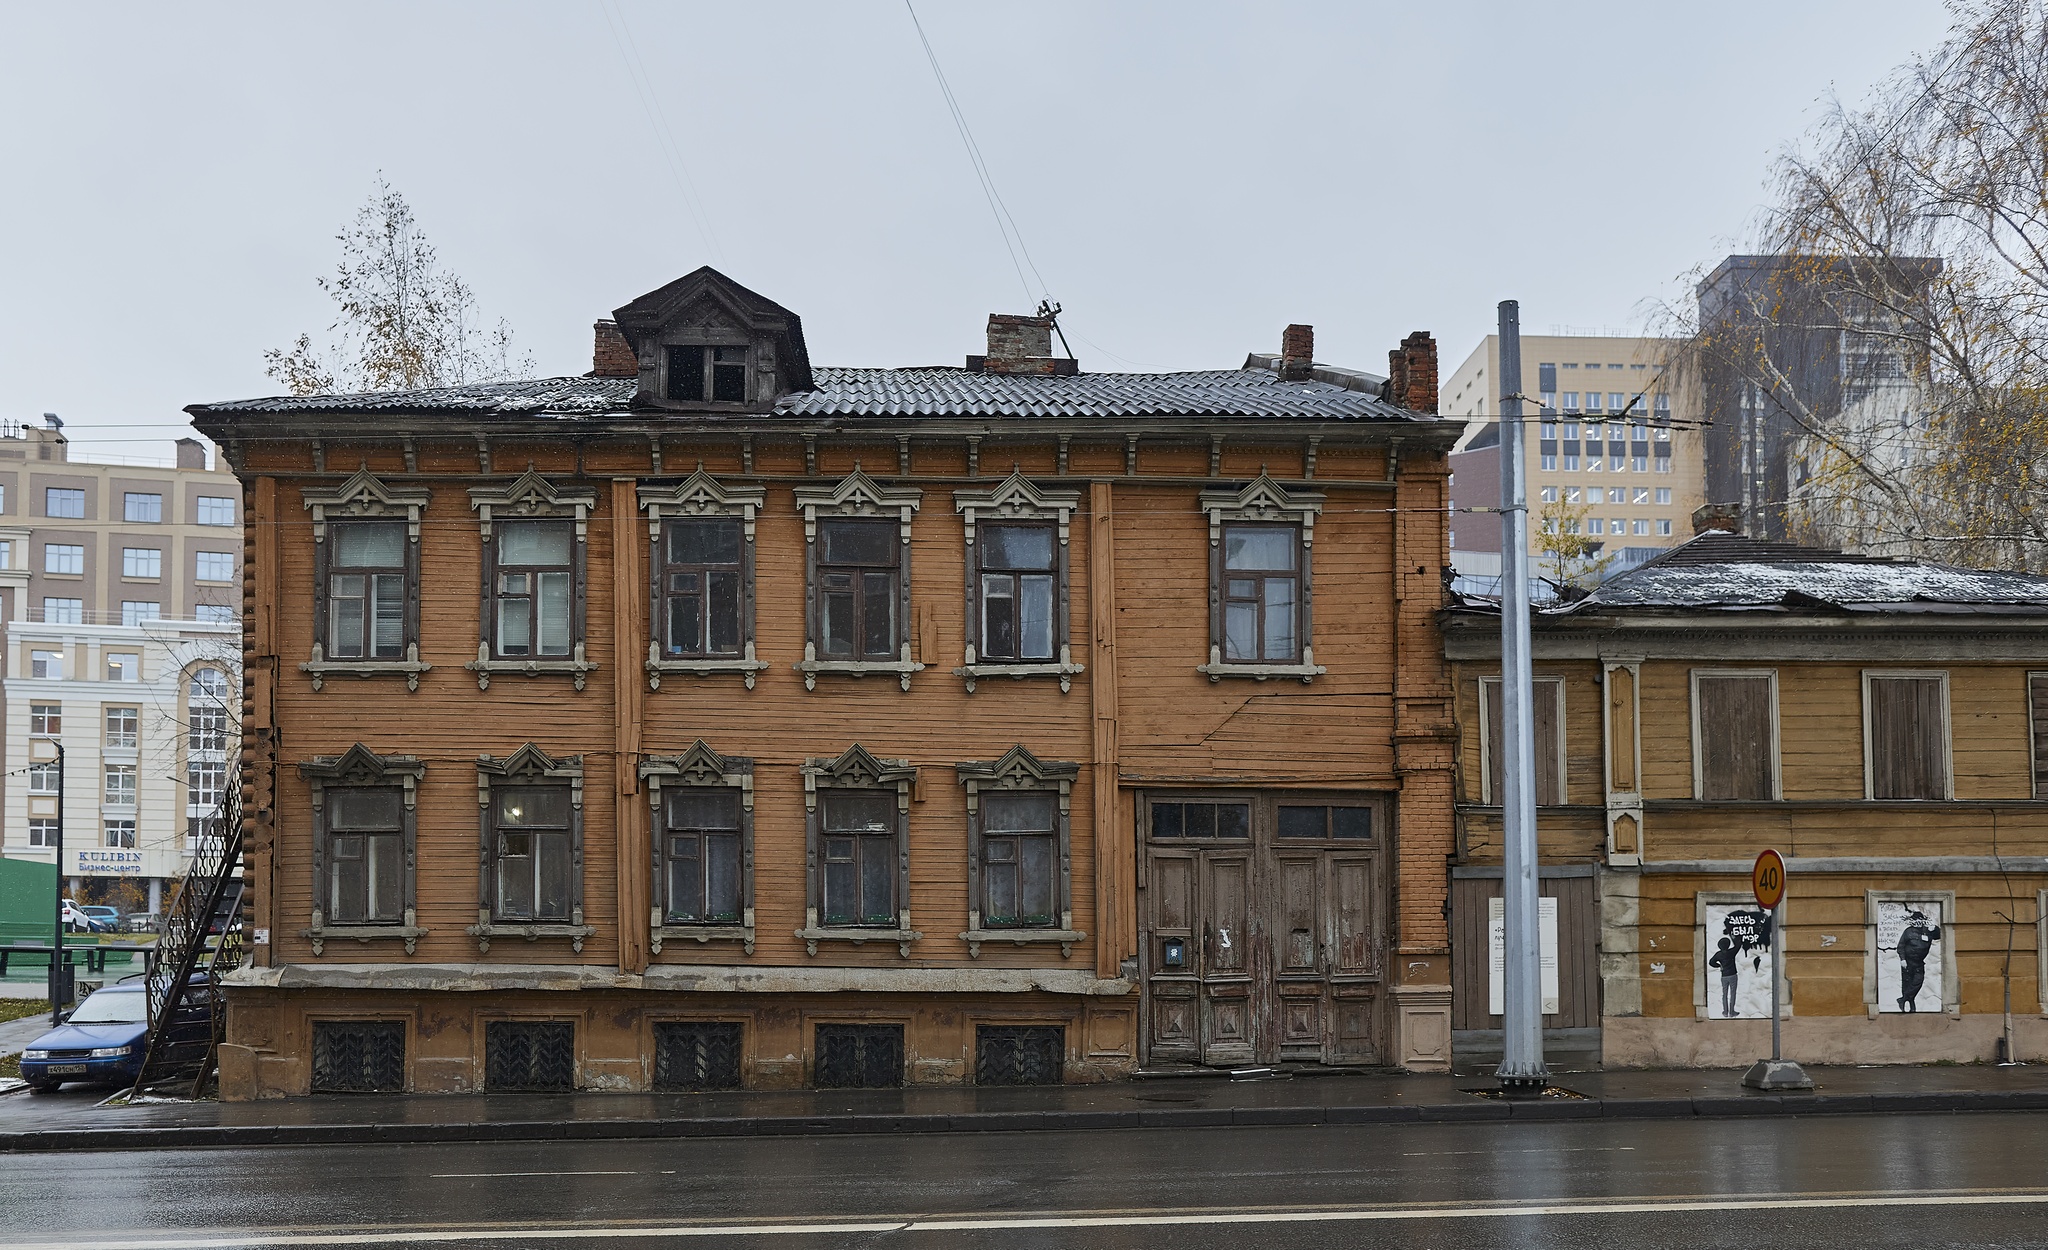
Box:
[188,269,1464,1098]
[1443,523,2048,1070]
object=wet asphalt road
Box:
[5,1112,2048,1248]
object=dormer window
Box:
[666,345,749,403]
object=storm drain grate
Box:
[813,1023,904,1089]
[975,1025,1065,1086]
[654,1021,743,1091]
[311,1020,405,1093]
[484,1020,575,1091]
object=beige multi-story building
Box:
[1443,335,1706,585]
[0,418,243,914]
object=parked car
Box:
[60,900,112,934]
[121,912,163,934]
[79,906,120,931]
[18,979,212,1094]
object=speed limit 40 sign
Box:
[1752,848,1787,910]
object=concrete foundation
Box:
[1603,1012,2047,1068]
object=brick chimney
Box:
[1279,324,1314,381]
[174,438,207,470]
[1382,331,1439,414]
[968,314,1078,376]
[590,319,638,379]
[1691,502,1742,536]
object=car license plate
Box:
[45,1064,88,1074]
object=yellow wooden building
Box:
[1443,526,2048,1069]
[188,268,1464,1098]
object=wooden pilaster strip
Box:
[1089,481,1129,979]
[611,478,649,974]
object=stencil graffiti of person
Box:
[1887,909,1943,1013]
[1708,936,1740,1017]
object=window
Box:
[31,649,62,678]
[187,757,227,819]
[42,599,81,625]
[1540,455,1557,470]
[1561,392,1580,412]
[1565,487,1582,504]
[196,604,235,624]
[643,741,755,950]
[800,745,916,951]
[122,547,161,578]
[104,764,137,807]
[1656,488,1672,505]
[120,601,161,626]
[1655,458,1673,474]
[107,652,139,681]
[311,1021,405,1094]
[1633,488,1650,505]
[28,819,57,848]
[1588,519,1605,535]
[196,496,236,526]
[1692,671,1778,800]
[105,706,138,749]
[1149,800,1252,839]
[1632,519,1650,536]
[1864,672,1951,800]
[28,762,59,795]
[326,522,406,660]
[1563,454,1580,471]
[1658,519,1674,536]
[1276,803,1375,839]
[958,747,1080,952]
[491,521,573,658]
[300,745,425,949]
[1631,456,1648,472]
[1539,486,1558,503]
[31,704,60,736]
[0,540,10,569]
[45,487,84,518]
[1584,393,1603,414]
[45,544,82,574]
[189,668,229,752]
[659,519,743,659]
[103,819,136,849]
[195,551,234,582]
[124,493,162,523]
[664,344,749,403]
[976,525,1057,663]
[1479,675,1565,805]
[491,785,574,923]
[818,520,899,661]
[1200,476,1323,679]
[2032,674,2048,796]
[1610,393,1626,412]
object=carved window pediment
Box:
[802,743,916,807]
[303,469,432,542]
[300,745,427,955]
[300,743,425,803]
[639,468,767,538]
[953,470,1081,546]
[641,740,757,955]
[955,745,1083,958]
[793,467,923,542]
[468,469,598,540]
[1197,473,1325,545]
[954,744,1079,798]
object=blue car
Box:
[18,980,211,1094]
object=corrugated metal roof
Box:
[1566,532,2048,611]
[189,366,1435,424]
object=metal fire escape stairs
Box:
[129,779,246,1097]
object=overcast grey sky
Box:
[0,0,1955,457]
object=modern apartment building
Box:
[1442,335,1706,586]
[0,419,244,913]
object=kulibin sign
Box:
[1752,848,1786,911]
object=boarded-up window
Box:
[1867,674,1949,800]
[1482,677,1563,806]
[1694,673,1776,800]
[2031,674,2048,796]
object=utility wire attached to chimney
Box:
[904,0,1051,310]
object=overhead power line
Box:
[596,0,725,266]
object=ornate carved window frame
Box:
[797,744,920,955]
[952,470,1085,693]
[1197,474,1326,683]
[464,470,599,690]
[467,744,592,953]
[639,469,770,689]
[302,470,433,691]
[642,739,756,954]
[300,743,427,954]
[792,468,925,690]
[955,745,1085,957]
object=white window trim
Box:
[952,469,1085,693]
[465,469,600,690]
[1476,675,1566,805]
[640,738,756,954]
[792,469,925,690]
[1197,473,1327,683]
[1860,669,1954,801]
[638,468,770,689]
[301,469,434,690]
[2029,671,2048,799]
[1688,668,1783,801]
[466,743,593,952]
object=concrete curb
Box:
[8,1087,2048,1153]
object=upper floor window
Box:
[41,599,81,626]
[124,492,162,523]
[45,544,83,575]
[28,762,60,795]
[1692,671,1779,800]
[45,487,84,519]
[660,519,743,659]
[2031,673,2048,797]
[1199,476,1325,681]
[196,496,236,526]
[31,649,62,679]
[955,472,1081,692]
[121,600,161,627]
[105,706,138,749]
[189,668,229,753]
[122,547,161,578]
[665,345,748,403]
[196,604,235,625]
[642,740,756,953]
[794,471,923,689]
[30,703,60,736]
[1479,675,1564,806]
[195,551,235,582]
[106,652,139,681]
[327,522,406,660]
[491,522,573,659]
[104,764,137,807]
[1864,672,1951,800]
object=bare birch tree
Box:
[265,178,535,395]
[1668,0,2048,570]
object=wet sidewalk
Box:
[6,1062,2048,1153]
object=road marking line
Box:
[26,1191,2048,1249]
[1401,1146,1638,1156]
[423,1163,630,1172]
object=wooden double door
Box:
[1140,793,1387,1068]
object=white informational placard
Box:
[1487,895,1559,1016]
[1703,901,1775,1020]
[1875,899,1943,1013]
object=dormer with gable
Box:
[611,267,814,414]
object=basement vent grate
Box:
[484,1020,575,1092]
[975,1025,1065,1086]
[813,1023,904,1089]
[653,1021,743,1091]
[311,1020,406,1093]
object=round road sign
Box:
[1752,848,1786,910]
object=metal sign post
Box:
[36,739,66,1025]
[1742,848,1811,1091]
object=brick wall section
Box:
[1280,324,1314,380]
[590,320,637,378]
[1392,443,1457,964]
[983,314,1055,374]
[1399,332,1439,415]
